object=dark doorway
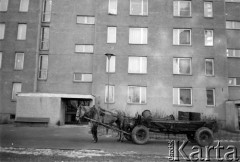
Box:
[63,98,91,125]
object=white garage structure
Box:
[16,93,95,126]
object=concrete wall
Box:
[0,0,41,122]
[16,96,63,126]
[226,2,240,102]
[37,0,95,95]
[92,0,228,125]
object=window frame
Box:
[206,89,215,107]
[75,44,94,53]
[205,58,214,76]
[173,1,192,17]
[173,57,192,75]
[204,2,213,18]
[228,77,240,86]
[106,55,116,73]
[42,0,52,22]
[0,52,2,69]
[19,0,29,12]
[108,0,118,15]
[17,23,27,40]
[204,29,214,46]
[38,55,48,80]
[128,86,147,104]
[12,82,22,101]
[227,49,240,57]
[173,28,192,46]
[173,87,192,106]
[226,21,240,30]
[14,52,24,70]
[40,26,50,51]
[107,26,117,43]
[76,16,95,25]
[0,0,8,12]
[128,56,147,74]
[105,85,115,103]
[130,0,148,16]
[0,23,5,40]
[73,73,93,82]
[129,27,148,44]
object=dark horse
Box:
[76,105,125,143]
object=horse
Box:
[76,105,125,143]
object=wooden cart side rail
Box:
[84,116,131,135]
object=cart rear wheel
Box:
[131,125,149,145]
[195,127,213,147]
[187,133,196,143]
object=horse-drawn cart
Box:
[127,114,218,147]
[80,107,218,147]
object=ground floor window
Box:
[206,89,215,106]
[173,88,192,106]
[105,85,115,103]
[128,86,146,104]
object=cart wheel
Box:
[195,127,213,147]
[187,133,196,143]
[131,125,149,145]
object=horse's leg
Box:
[91,123,98,143]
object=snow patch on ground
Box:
[0,147,113,158]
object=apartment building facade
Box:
[0,0,239,130]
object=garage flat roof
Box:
[18,93,95,99]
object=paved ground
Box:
[0,124,239,161]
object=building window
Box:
[227,49,240,57]
[204,30,213,46]
[173,29,191,45]
[204,2,213,18]
[205,59,214,76]
[228,78,240,86]
[128,86,146,104]
[40,27,49,50]
[75,45,94,53]
[129,28,148,44]
[105,85,115,103]
[225,0,240,2]
[42,0,52,22]
[0,23,5,40]
[76,16,95,25]
[128,56,147,74]
[12,83,22,101]
[108,0,117,15]
[173,88,192,106]
[107,27,117,43]
[106,55,116,73]
[38,55,48,80]
[0,0,8,12]
[14,53,24,70]
[73,73,92,82]
[130,0,148,16]
[19,0,29,12]
[173,1,191,17]
[206,89,215,106]
[17,24,27,40]
[173,58,191,75]
[0,52,2,69]
[226,21,240,30]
